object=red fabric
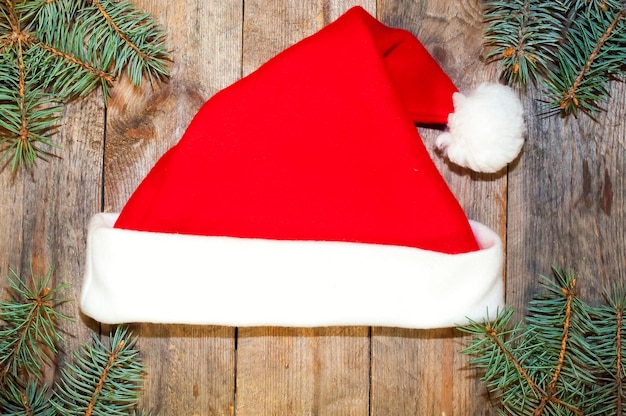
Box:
[114,6,479,254]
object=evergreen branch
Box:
[525,269,590,415]
[484,322,542,397]
[0,265,151,415]
[0,0,170,171]
[52,326,147,416]
[0,75,62,170]
[27,22,113,101]
[483,0,566,86]
[460,308,547,413]
[2,0,19,33]
[460,268,626,415]
[79,0,171,87]
[0,0,63,170]
[0,0,40,170]
[90,0,145,61]
[24,1,114,99]
[617,304,623,415]
[0,267,70,380]
[590,285,626,414]
[558,8,625,113]
[0,380,54,416]
[86,336,127,416]
[606,285,625,415]
[16,36,29,166]
[482,0,626,118]
[31,36,114,85]
[549,278,575,392]
[15,0,82,28]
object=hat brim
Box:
[80,213,503,328]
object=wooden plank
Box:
[241,1,375,77]
[1,2,620,414]
[0,93,105,375]
[371,1,505,414]
[0,168,25,285]
[46,95,108,363]
[102,1,243,413]
[235,2,375,415]
[236,327,370,416]
[372,327,495,416]
[507,82,626,314]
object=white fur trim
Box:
[436,82,525,173]
[80,213,504,328]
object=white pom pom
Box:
[435,83,525,173]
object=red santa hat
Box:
[80,6,524,328]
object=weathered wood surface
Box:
[0,0,624,415]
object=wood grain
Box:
[1,0,624,414]
[507,80,626,315]
[372,327,495,416]
[236,327,370,416]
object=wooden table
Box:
[1,1,623,414]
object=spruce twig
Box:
[0,381,54,416]
[588,285,626,415]
[544,5,626,116]
[482,0,626,117]
[523,270,591,415]
[459,267,626,415]
[483,0,566,86]
[0,0,171,171]
[0,266,69,381]
[461,308,548,412]
[0,266,152,415]
[51,327,148,415]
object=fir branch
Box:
[483,0,566,86]
[0,380,54,416]
[52,326,147,416]
[588,285,626,415]
[0,0,171,171]
[615,297,623,415]
[90,0,147,60]
[460,308,547,414]
[482,0,626,117]
[616,295,624,415]
[0,265,151,415]
[522,269,593,414]
[0,70,62,170]
[545,5,626,115]
[5,0,49,170]
[77,0,171,87]
[460,267,626,415]
[0,266,70,381]
[32,36,114,85]
[530,273,581,414]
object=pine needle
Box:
[0,380,55,416]
[483,0,567,87]
[0,266,70,381]
[543,5,626,116]
[459,267,626,415]
[482,0,626,117]
[0,0,171,171]
[0,265,152,415]
[51,326,147,416]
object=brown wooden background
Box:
[1,0,624,415]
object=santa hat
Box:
[80,7,523,328]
